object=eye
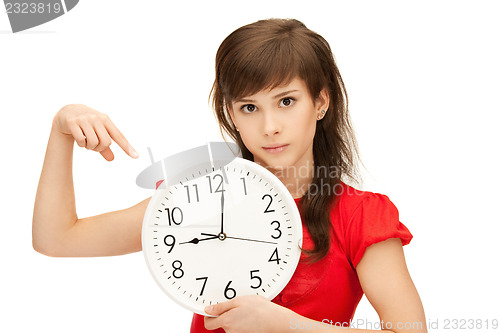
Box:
[241,104,257,113]
[280,97,295,107]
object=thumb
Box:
[100,147,115,161]
[205,299,236,316]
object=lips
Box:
[262,144,289,154]
[263,144,288,149]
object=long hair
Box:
[210,18,363,262]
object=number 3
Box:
[270,220,281,239]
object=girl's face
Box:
[228,77,329,174]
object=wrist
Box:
[49,125,75,155]
[275,307,304,333]
[51,116,72,140]
[51,126,74,142]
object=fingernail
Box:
[205,305,213,313]
[130,149,139,159]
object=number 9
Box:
[164,235,176,253]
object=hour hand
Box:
[179,234,219,245]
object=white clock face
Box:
[142,157,303,315]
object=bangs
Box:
[218,29,323,103]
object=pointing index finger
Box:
[104,118,139,159]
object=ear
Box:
[315,87,330,112]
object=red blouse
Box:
[190,181,413,332]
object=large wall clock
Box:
[140,142,302,315]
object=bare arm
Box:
[32,104,147,257]
[356,238,428,333]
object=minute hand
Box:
[201,233,277,245]
[220,190,225,235]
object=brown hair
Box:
[210,18,363,262]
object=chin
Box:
[256,157,292,172]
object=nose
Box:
[262,109,282,137]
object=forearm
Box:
[32,119,77,254]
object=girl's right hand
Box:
[53,104,139,161]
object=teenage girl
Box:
[33,18,427,333]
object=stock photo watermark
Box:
[290,318,499,330]
[265,164,363,199]
[3,0,79,33]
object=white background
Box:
[1,1,499,332]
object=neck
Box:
[263,159,315,199]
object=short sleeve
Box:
[346,193,413,269]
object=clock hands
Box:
[179,232,277,246]
[219,188,226,239]
[180,177,277,246]
[201,233,277,245]
[174,187,229,246]
[179,234,219,245]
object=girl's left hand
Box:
[204,295,297,333]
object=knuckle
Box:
[95,140,111,151]
[74,115,88,124]
[101,138,112,147]
[88,114,99,122]
[102,114,114,126]
[86,140,98,149]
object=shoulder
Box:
[330,181,412,268]
[332,181,397,221]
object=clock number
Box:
[184,184,200,203]
[270,221,282,239]
[196,277,208,296]
[268,247,281,265]
[163,235,176,253]
[240,177,247,195]
[172,260,184,279]
[165,207,183,226]
[262,194,275,213]
[224,281,236,299]
[206,174,225,193]
[250,270,262,289]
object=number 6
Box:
[224,281,236,299]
